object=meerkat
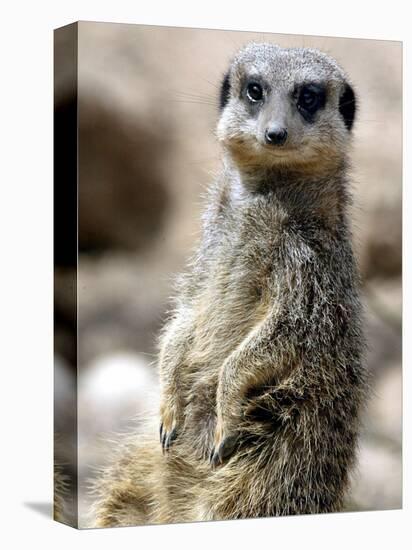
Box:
[94,43,367,527]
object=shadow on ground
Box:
[23,502,52,519]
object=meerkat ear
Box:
[339,83,356,131]
[219,72,231,111]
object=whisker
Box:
[172,95,216,103]
[168,99,218,108]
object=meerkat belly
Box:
[181,235,277,455]
[181,206,282,436]
[188,288,264,371]
[187,244,275,373]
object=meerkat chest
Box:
[189,203,285,368]
[219,200,286,288]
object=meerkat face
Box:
[217,43,356,170]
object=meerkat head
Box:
[217,43,356,171]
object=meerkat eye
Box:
[246,82,263,102]
[299,88,318,110]
[296,84,326,118]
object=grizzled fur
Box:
[94,43,367,527]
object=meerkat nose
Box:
[265,127,288,146]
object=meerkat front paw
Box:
[159,399,182,452]
[209,418,239,468]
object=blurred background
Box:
[54,22,402,527]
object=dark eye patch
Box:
[295,83,326,122]
[241,76,268,107]
[219,71,231,111]
[339,83,356,131]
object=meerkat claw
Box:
[165,427,177,450]
[209,434,238,468]
[160,425,178,452]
